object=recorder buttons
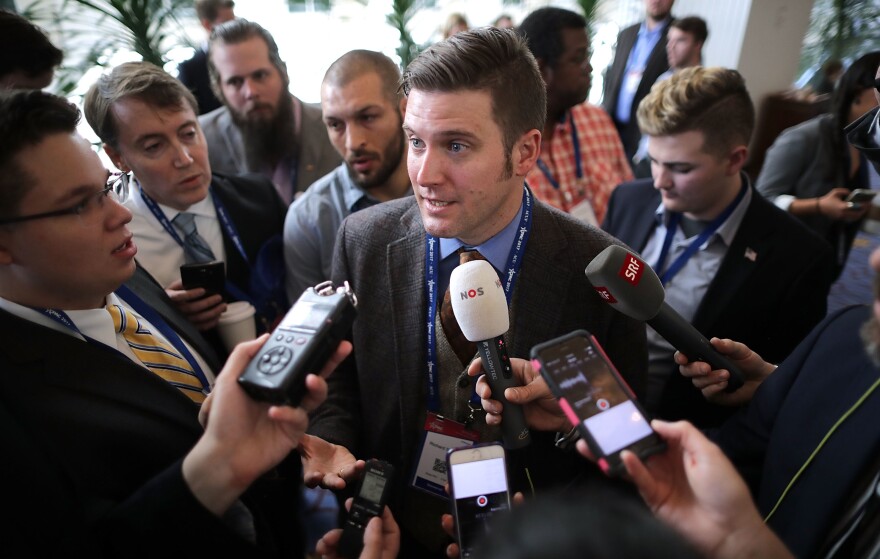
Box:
[257,346,293,375]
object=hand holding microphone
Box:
[450,260,531,448]
[584,245,744,392]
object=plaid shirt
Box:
[527,103,633,224]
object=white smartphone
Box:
[447,443,511,558]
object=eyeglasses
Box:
[0,171,130,225]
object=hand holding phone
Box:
[447,443,511,558]
[530,330,666,476]
[180,260,225,297]
[845,189,877,208]
[336,459,395,558]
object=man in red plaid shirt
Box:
[518,7,633,226]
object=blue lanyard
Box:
[38,286,210,394]
[535,113,583,190]
[654,183,747,286]
[139,186,254,305]
[423,186,533,413]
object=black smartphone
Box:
[336,459,395,558]
[447,443,511,559]
[845,189,877,209]
[179,260,225,297]
[530,330,666,476]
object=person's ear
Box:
[513,129,542,176]
[103,144,130,173]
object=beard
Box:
[231,90,299,171]
[346,125,406,191]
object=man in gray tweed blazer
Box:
[301,28,648,558]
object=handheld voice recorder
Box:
[336,459,395,558]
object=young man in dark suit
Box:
[602,66,834,428]
[84,61,288,352]
[301,27,648,557]
[0,89,380,556]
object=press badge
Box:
[411,412,480,498]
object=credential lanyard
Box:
[140,187,254,304]
[38,285,210,392]
[535,113,583,190]
[423,186,533,413]
[653,183,747,286]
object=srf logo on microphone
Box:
[594,286,617,303]
[619,254,643,286]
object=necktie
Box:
[439,249,486,367]
[107,304,206,404]
[173,212,216,263]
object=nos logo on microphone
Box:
[459,287,485,300]
[618,254,644,286]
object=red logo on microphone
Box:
[618,254,644,286]
[594,286,617,303]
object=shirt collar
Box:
[338,163,380,212]
[653,174,753,248]
[872,108,880,147]
[638,16,670,40]
[133,178,216,220]
[439,201,524,273]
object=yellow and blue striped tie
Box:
[107,304,206,404]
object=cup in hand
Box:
[217,301,257,351]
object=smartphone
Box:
[447,443,511,558]
[845,189,877,205]
[530,330,666,476]
[336,459,395,558]
[179,260,225,297]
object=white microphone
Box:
[450,260,531,449]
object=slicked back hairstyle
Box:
[402,26,546,157]
[0,10,63,80]
[670,16,708,45]
[323,50,401,106]
[207,18,289,101]
[637,66,754,157]
[195,0,234,23]
[84,61,198,150]
[0,90,79,219]
[517,7,587,70]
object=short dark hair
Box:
[670,16,708,44]
[0,90,79,219]
[207,18,289,101]
[402,26,546,157]
[0,10,63,80]
[84,61,198,150]
[323,50,401,106]
[517,7,587,69]
[195,0,234,23]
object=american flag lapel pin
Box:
[744,247,757,262]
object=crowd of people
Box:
[2,0,880,557]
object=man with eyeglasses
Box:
[0,89,378,555]
[84,61,288,353]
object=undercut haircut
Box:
[84,61,198,150]
[402,26,546,157]
[637,66,754,157]
[0,90,79,219]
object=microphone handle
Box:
[648,303,745,392]
[475,338,532,448]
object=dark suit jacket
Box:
[847,106,880,174]
[603,178,835,427]
[312,195,648,525]
[177,48,222,115]
[715,305,880,557]
[0,268,302,556]
[601,20,671,157]
[199,102,341,196]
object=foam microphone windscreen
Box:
[450,260,509,341]
[584,245,665,321]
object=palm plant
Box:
[386,0,425,70]
[799,0,880,74]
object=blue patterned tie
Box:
[173,212,216,263]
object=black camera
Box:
[238,281,357,406]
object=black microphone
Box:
[450,260,531,448]
[585,245,744,392]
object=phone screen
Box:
[450,455,510,558]
[539,336,653,455]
